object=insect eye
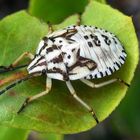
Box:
[49,37,55,42]
[42,36,48,42]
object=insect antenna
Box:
[0,74,35,95]
[0,64,28,74]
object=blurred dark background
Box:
[108,0,140,44]
[0,0,140,140]
[0,0,28,18]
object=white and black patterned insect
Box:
[0,15,129,124]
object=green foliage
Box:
[0,0,138,135]
[37,133,64,140]
[0,126,29,140]
[94,0,106,4]
[29,0,88,24]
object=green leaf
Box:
[0,1,139,134]
[94,0,106,4]
[0,126,29,140]
[37,133,64,140]
[29,0,88,24]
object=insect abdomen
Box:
[67,25,127,79]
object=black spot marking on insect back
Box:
[122,50,126,53]
[105,71,108,76]
[72,48,76,52]
[112,37,117,44]
[109,67,113,74]
[50,54,63,64]
[100,72,103,77]
[101,34,111,45]
[113,66,117,71]
[90,34,101,46]
[67,55,71,59]
[84,35,89,40]
[97,40,101,45]
[119,61,123,65]
[89,74,93,79]
[88,41,93,47]
[94,74,97,78]
[120,56,125,62]
[46,45,58,53]
[46,47,53,53]
[90,34,94,38]
[115,62,121,68]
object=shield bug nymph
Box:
[0,15,129,124]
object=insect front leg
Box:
[11,52,34,67]
[66,81,99,124]
[17,77,52,114]
[80,78,130,88]
[0,52,34,74]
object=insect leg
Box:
[0,74,35,95]
[0,52,34,73]
[11,52,34,67]
[47,21,54,33]
[17,77,52,114]
[80,78,130,88]
[77,13,82,26]
[66,81,99,123]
